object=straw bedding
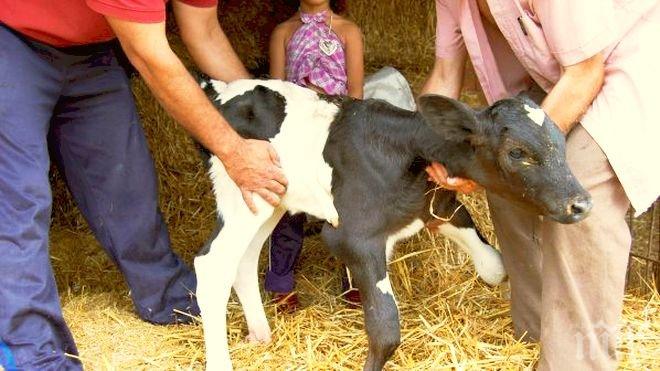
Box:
[43,0,659,369]
[53,226,660,370]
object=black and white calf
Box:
[194,78,592,370]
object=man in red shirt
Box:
[0,1,288,369]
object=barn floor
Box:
[51,221,659,370]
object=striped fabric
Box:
[285,10,348,95]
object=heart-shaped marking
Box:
[523,104,545,127]
[319,39,338,56]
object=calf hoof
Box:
[475,247,507,286]
[246,330,272,345]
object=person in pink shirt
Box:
[423,0,660,369]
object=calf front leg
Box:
[337,238,400,371]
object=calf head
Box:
[418,94,592,224]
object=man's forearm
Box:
[173,1,249,82]
[420,54,467,99]
[108,18,241,159]
[541,54,605,134]
[183,25,250,82]
[133,47,242,159]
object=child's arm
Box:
[269,24,288,80]
[344,23,364,99]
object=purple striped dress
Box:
[286,10,348,96]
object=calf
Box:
[194,78,592,370]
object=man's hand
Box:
[425,162,481,194]
[223,139,288,213]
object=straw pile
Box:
[54,225,660,370]
[44,0,659,369]
[54,221,660,369]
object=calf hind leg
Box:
[331,235,400,371]
[435,198,506,285]
[232,208,286,344]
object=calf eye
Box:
[509,148,524,160]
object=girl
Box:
[266,0,364,311]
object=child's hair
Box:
[329,0,348,14]
[285,0,348,14]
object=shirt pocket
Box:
[510,2,561,86]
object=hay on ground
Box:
[54,227,659,370]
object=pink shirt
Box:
[286,11,348,95]
[435,0,660,215]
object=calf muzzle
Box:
[548,194,593,224]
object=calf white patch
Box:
[524,104,545,127]
[437,224,506,286]
[376,273,398,308]
[208,79,340,226]
[209,80,227,97]
[376,273,394,296]
[385,219,425,262]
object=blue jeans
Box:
[0,25,198,370]
[265,213,305,293]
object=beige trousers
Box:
[488,125,631,370]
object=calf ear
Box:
[516,85,546,106]
[418,94,484,145]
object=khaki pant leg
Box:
[487,195,543,341]
[538,125,631,371]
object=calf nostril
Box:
[570,199,593,215]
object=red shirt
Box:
[0,0,218,47]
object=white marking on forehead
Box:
[376,274,394,296]
[524,104,545,127]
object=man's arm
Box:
[541,53,605,134]
[420,51,467,98]
[172,1,249,81]
[106,17,286,212]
